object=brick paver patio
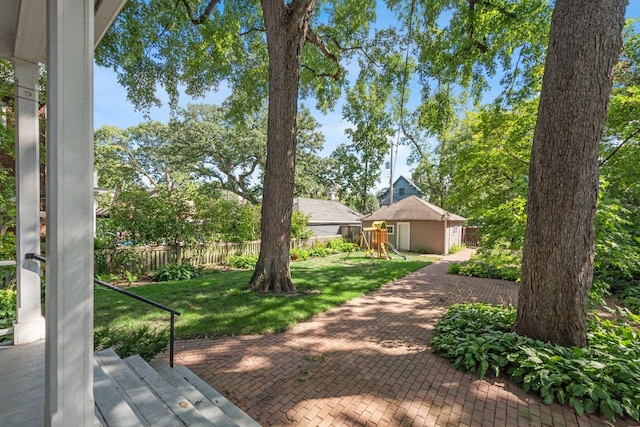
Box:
[167,249,635,426]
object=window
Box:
[387,225,395,235]
[398,188,405,196]
[452,226,458,235]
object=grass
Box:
[94,253,435,339]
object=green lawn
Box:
[94,253,436,339]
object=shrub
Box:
[308,245,328,257]
[0,286,16,332]
[153,263,200,282]
[94,324,168,361]
[447,247,521,281]
[450,260,521,281]
[449,244,465,254]
[96,273,122,284]
[290,248,310,261]
[326,237,356,252]
[415,247,435,254]
[447,262,461,275]
[124,271,138,284]
[224,254,258,269]
[431,303,640,422]
[291,211,313,240]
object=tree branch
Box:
[176,0,221,25]
[305,26,339,63]
[400,124,427,160]
[599,126,640,166]
[300,64,342,80]
[240,27,265,36]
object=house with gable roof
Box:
[361,195,466,255]
[378,175,423,206]
[293,197,363,239]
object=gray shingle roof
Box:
[293,197,363,224]
[362,195,466,222]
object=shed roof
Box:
[362,195,466,222]
[293,197,363,225]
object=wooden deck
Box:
[0,340,260,426]
[0,340,45,426]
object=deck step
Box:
[96,348,181,426]
[93,348,258,427]
[150,360,240,427]
[124,355,217,427]
[93,358,142,427]
[175,365,261,427]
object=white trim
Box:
[13,58,45,345]
[397,222,410,251]
[94,0,128,46]
[45,0,95,424]
[15,0,47,63]
[386,224,395,235]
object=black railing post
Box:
[170,312,175,368]
[27,253,180,369]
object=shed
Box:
[361,195,466,255]
[293,197,363,239]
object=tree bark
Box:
[249,0,315,293]
[514,0,626,346]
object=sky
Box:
[93,4,640,194]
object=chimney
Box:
[328,184,338,201]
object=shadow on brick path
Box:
[166,249,637,427]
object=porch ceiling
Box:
[0,0,127,63]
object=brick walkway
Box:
[169,249,634,426]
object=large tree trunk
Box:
[250,0,315,293]
[514,0,626,347]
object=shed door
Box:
[397,222,410,251]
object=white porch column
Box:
[12,58,46,344]
[45,0,95,425]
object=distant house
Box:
[293,197,363,239]
[361,195,465,255]
[378,175,422,206]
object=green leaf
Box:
[569,397,585,416]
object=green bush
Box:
[290,248,310,261]
[308,245,328,257]
[449,244,465,254]
[449,259,521,281]
[447,247,521,281]
[153,263,200,282]
[0,286,16,332]
[415,247,435,254]
[96,273,121,284]
[326,237,356,252]
[431,303,640,422]
[621,287,640,314]
[447,262,461,275]
[291,211,313,240]
[94,324,169,361]
[224,254,258,269]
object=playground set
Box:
[347,221,407,260]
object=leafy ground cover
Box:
[448,247,640,317]
[431,303,640,422]
[0,285,16,343]
[447,247,521,281]
[94,253,434,341]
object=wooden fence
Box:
[462,227,481,247]
[95,235,340,275]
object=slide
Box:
[385,243,407,260]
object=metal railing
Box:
[26,253,181,367]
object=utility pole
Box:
[389,140,394,205]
